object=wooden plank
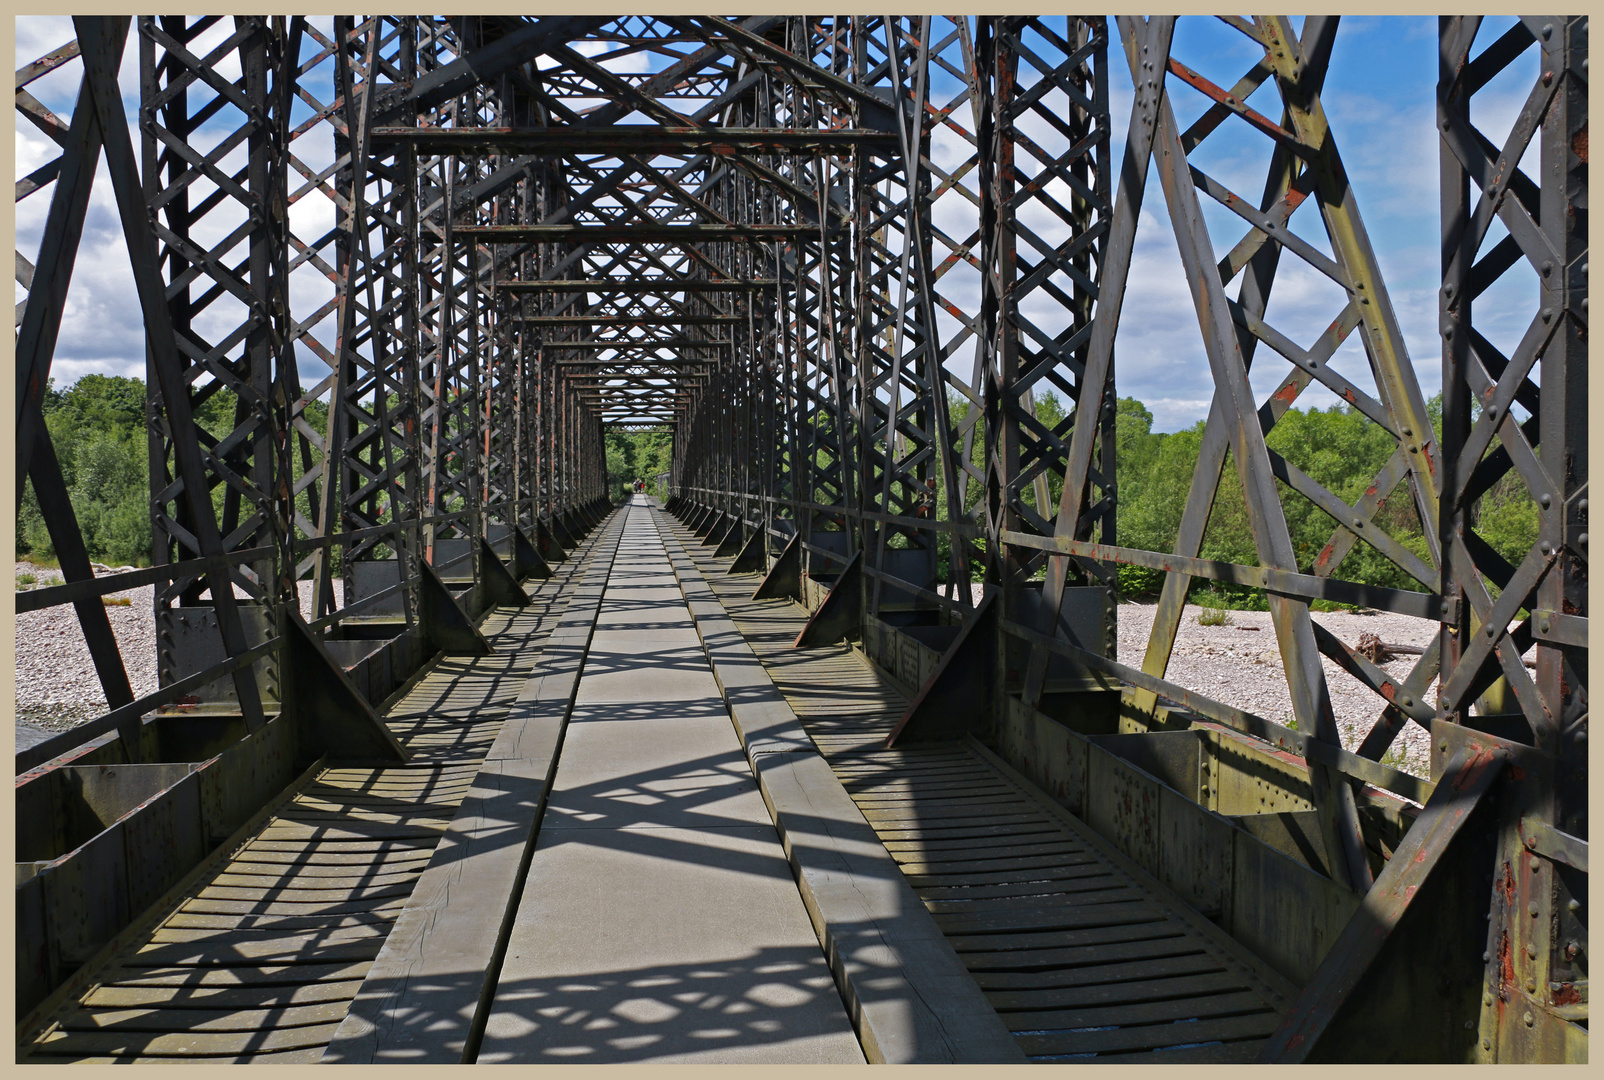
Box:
[921,882,1137,913]
[1094,1038,1266,1063]
[30,1021,346,1056]
[1016,1010,1281,1056]
[276,806,456,824]
[933,899,1162,935]
[903,862,1116,889]
[182,889,410,912]
[24,1046,331,1063]
[891,840,1090,866]
[209,869,424,890]
[193,882,416,904]
[147,924,387,947]
[914,864,1118,899]
[861,807,1068,829]
[893,850,1100,875]
[873,823,1067,844]
[63,999,355,1032]
[845,779,1019,796]
[253,823,446,842]
[964,935,1205,978]
[853,794,1033,813]
[946,918,1179,954]
[84,979,367,1010]
[238,838,437,855]
[127,935,384,966]
[166,911,399,932]
[882,833,1092,855]
[221,856,433,876]
[96,961,374,988]
[1001,989,1267,1032]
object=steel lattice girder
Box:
[10,14,1587,1064]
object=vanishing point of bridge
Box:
[15,16,1587,1064]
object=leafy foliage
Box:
[19,376,1540,610]
[606,428,674,500]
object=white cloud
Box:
[14,13,1532,441]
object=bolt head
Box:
[1524,1010,1535,1026]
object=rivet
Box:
[1408,444,1418,453]
[1530,902,1541,917]
[1483,950,1491,962]
[1531,857,1542,872]
[1568,898,1581,912]
[1540,619,1551,634]
[1440,741,1449,753]
[1542,308,1555,322]
[1543,260,1554,275]
[1528,980,1537,993]
[1541,23,1553,39]
[1524,1011,1535,1027]
[1353,518,1365,528]
[1484,993,1494,1006]
[1540,493,1552,508]
[1482,1038,1492,1051]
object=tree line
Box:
[20,377,1537,613]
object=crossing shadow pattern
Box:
[20,526,616,1064]
[667,517,1301,1063]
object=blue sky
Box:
[15,16,1540,432]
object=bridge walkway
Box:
[660,506,1302,1063]
[471,499,863,1063]
[20,515,625,1063]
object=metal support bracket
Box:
[794,549,862,648]
[886,590,999,747]
[728,524,768,574]
[512,525,552,581]
[279,612,409,763]
[752,530,802,601]
[478,536,530,608]
[715,520,748,559]
[418,559,492,656]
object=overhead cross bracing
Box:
[13,14,1586,1065]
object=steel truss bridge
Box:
[14,14,1587,1064]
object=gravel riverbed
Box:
[1112,601,1440,778]
[17,561,1486,780]
[13,561,341,747]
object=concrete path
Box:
[477,497,864,1064]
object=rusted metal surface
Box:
[13,14,1587,1063]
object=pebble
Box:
[13,560,341,740]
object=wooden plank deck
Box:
[21,515,620,1064]
[665,515,1300,1064]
